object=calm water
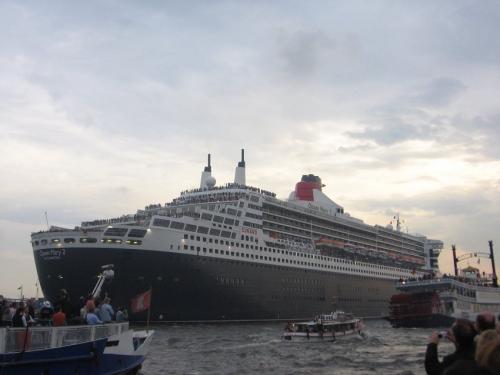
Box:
[139,319,455,375]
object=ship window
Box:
[190,246,195,250]
[197,226,209,234]
[126,240,142,245]
[209,238,213,243]
[224,218,235,225]
[102,238,122,244]
[209,229,220,236]
[190,235,194,240]
[196,236,200,241]
[170,221,185,230]
[127,229,147,238]
[184,234,188,239]
[80,237,97,243]
[64,238,75,244]
[227,208,237,216]
[51,238,61,244]
[213,216,224,223]
[153,218,171,228]
[104,227,128,236]
[185,224,197,232]
[34,241,39,246]
[201,213,213,221]
[221,231,231,238]
[184,245,188,250]
[209,248,213,253]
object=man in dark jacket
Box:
[425,319,477,375]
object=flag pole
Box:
[146,287,152,333]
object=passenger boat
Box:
[0,265,154,374]
[282,311,363,342]
[0,322,153,375]
[389,242,500,328]
[32,150,444,321]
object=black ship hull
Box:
[34,247,397,321]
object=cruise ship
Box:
[31,150,443,321]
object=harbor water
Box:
[140,319,453,375]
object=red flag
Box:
[131,289,152,313]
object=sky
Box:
[1,0,500,297]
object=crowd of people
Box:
[401,273,498,288]
[79,295,128,325]
[0,291,128,328]
[425,311,500,375]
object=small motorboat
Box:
[283,311,363,342]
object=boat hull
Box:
[283,330,362,342]
[388,314,455,328]
[0,338,144,375]
[34,246,397,321]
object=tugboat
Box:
[389,241,500,328]
[0,266,154,374]
[283,311,364,342]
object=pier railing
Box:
[0,322,128,353]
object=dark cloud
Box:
[411,78,466,108]
[275,29,361,81]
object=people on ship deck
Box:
[116,306,127,322]
[52,307,66,326]
[99,297,115,323]
[12,307,27,328]
[85,307,103,325]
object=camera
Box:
[438,331,448,339]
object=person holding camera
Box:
[424,319,477,375]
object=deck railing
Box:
[0,322,128,353]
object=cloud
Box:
[1,0,500,295]
[410,78,466,108]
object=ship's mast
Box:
[489,240,497,287]
[452,244,458,276]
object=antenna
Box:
[44,211,49,230]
